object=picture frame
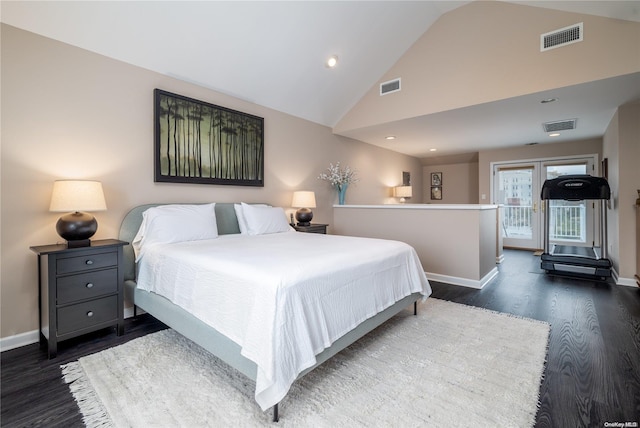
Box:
[154,89,264,186]
[431,186,442,200]
[402,171,411,186]
[431,172,442,186]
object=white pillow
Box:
[240,202,292,235]
[132,203,218,261]
[234,203,269,234]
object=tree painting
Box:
[154,89,264,186]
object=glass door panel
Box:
[495,164,540,249]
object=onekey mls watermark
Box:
[604,422,638,427]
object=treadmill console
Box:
[541,175,610,201]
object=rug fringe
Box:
[61,362,114,428]
[533,326,552,423]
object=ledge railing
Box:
[503,204,585,242]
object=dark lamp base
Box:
[295,208,313,227]
[66,239,91,248]
[56,211,98,244]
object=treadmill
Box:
[540,174,612,280]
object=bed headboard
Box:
[118,203,242,282]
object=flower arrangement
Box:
[318,162,358,187]
[318,162,358,205]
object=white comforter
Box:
[136,232,431,410]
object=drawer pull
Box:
[86,311,94,317]
[85,260,94,265]
[86,283,94,288]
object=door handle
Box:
[533,202,537,213]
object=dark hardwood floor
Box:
[2,249,639,427]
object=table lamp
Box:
[394,186,412,203]
[49,180,107,248]
[292,191,316,226]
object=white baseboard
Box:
[426,267,498,289]
[0,329,39,353]
[496,254,505,264]
[602,267,637,287]
[616,276,639,287]
[612,266,619,283]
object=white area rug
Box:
[62,299,550,427]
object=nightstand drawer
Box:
[57,251,117,275]
[57,269,118,304]
[302,227,325,234]
[57,295,118,336]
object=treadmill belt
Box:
[552,245,596,258]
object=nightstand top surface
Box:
[292,223,329,234]
[30,239,128,255]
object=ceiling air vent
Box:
[543,119,577,132]
[380,78,401,96]
[541,23,583,51]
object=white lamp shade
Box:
[291,191,316,208]
[49,180,107,212]
[393,186,412,198]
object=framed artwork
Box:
[431,172,442,186]
[402,171,411,186]
[431,186,442,200]
[154,89,264,186]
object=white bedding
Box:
[136,232,431,410]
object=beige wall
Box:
[603,102,640,281]
[422,162,478,204]
[335,1,640,134]
[617,102,640,280]
[0,24,423,339]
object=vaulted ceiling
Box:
[2,1,639,158]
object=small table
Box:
[30,239,127,358]
[292,223,328,234]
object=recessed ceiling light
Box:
[326,55,338,68]
[385,136,396,140]
[429,148,437,152]
[541,98,558,104]
[549,133,561,137]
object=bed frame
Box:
[119,202,421,422]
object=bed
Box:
[119,202,431,421]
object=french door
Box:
[493,157,596,250]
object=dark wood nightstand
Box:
[292,223,328,234]
[30,239,127,358]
